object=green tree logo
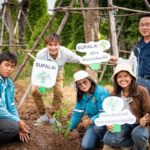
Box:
[37,71,50,84]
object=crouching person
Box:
[0,52,30,143]
[68,70,109,150]
[103,62,150,150]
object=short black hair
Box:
[0,52,17,66]
[139,13,150,21]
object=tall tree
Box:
[80,0,100,81]
[80,0,100,42]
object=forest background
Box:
[0,0,148,84]
[0,0,150,149]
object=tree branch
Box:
[79,0,86,19]
[144,0,150,10]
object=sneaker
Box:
[34,114,49,126]
[146,140,150,150]
[121,146,132,150]
[103,145,112,150]
[49,118,62,128]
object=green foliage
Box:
[113,0,145,9]
[112,1,147,49]
[52,107,70,138]
[99,65,113,85]
[99,18,109,40]
[27,0,47,27]
[52,0,84,49]
[99,0,147,50]
[13,53,33,80]
[27,14,50,49]
[100,0,146,8]
[22,0,150,84]
[2,31,9,52]
[124,17,139,49]
[67,8,84,48]
[64,63,79,85]
[52,0,72,46]
[25,0,47,42]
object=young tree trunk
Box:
[19,0,29,49]
[144,0,150,10]
[80,0,100,82]
[5,2,16,54]
[81,0,100,42]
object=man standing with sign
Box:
[32,33,81,126]
[109,14,150,94]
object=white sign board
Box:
[95,109,136,126]
[102,96,124,113]
[31,59,58,88]
[76,40,110,64]
[94,96,136,126]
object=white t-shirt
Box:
[36,46,81,71]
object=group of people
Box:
[0,13,150,150]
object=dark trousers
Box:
[0,119,19,143]
[137,77,150,94]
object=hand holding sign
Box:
[31,59,58,88]
[90,63,101,70]
[76,40,110,64]
[38,87,46,94]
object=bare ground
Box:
[0,81,82,150]
[0,81,135,150]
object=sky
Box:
[0,0,56,14]
[47,0,56,14]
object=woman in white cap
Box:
[103,62,150,150]
[68,70,109,150]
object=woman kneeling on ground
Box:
[68,70,109,150]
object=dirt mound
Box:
[0,81,120,150]
[0,82,82,150]
[0,122,81,150]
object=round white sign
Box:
[31,59,58,88]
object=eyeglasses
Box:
[139,22,150,28]
[76,79,89,88]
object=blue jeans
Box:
[132,125,150,150]
[137,77,150,94]
[103,124,136,147]
[82,125,106,150]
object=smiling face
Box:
[47,41,60,59]
[0,60,15,78]
[116,71,133,90]
[76,78,91,93]
[139,17,150,39]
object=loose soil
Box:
[0,81,122,150]
[0,81,82,150]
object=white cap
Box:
[74,70,90,82]
[112,62,136,81]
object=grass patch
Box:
[64,63,80,85]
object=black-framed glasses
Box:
[76,79,89,88]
